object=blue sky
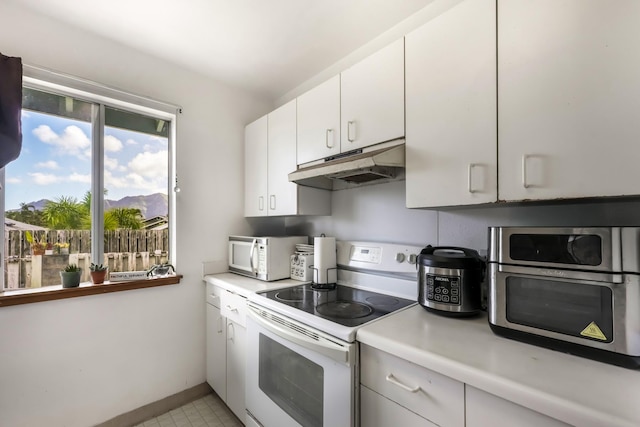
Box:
[5,111,168,211]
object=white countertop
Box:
[204,272,303,298]
[357,305,640,427]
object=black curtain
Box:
[0,52,22,168]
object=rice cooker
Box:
[418,246,485,317]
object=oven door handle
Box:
[247,306,351,365]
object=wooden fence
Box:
[5,229,168,258]
[4,229,170,289]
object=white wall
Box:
[0,2,271,426]
[286,181,640,253]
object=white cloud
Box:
[128,150,168,179]
[126,138,138,145]
[104,170,130,189]
[105,135,123,152]
[35,160,60,170]
[33,125,58,142]
[143,144,153,152]
[105,156,119,170]
[29,172,61,185]
[33,125,91,159]
[6,177,21,184]
[68,173,91,184]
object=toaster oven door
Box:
[488,264,640,357]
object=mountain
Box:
[11,193,168,219]
[105,193,168,219]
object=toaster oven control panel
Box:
[426,274,460,305]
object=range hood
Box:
[289,143,405,190]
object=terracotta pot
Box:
[90,270,108,285]
[32,248,45,256]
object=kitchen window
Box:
[1,66,178,293]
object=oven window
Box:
[258,333,324,427]
[506,277,613,342]
[509,234,602,266]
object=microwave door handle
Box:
[249,239,257,274]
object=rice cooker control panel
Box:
[426,274,461,305]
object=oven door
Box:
[488,263,640,356]
[246,303,357,427]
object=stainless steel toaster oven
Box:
[488,226,640,368]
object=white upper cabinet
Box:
[498,0,640,201]
[245,100,331,217]
[296,75,341,165]
[341,38,405,152]
[405,0,497,208]
[244,115,268,217]
[267,100,299,216]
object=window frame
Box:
[1,65,179,291]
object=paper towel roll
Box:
[313,236,337,284]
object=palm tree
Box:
[42,196,86,229]
[104,207,144,230]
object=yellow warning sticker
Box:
[580,321,607,341]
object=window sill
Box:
[0,275,183,307]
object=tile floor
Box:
[134,393,243,427]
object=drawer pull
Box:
[386,374,421,393]
[226,305,239,313]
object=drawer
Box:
[360,344,464,427]
[360,385,437,427]
[206,283,223,308]
[220,290,247,327]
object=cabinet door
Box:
[267,100,298,216]
[226,320,246,423]
[498,0,640,201]
[205,303,226,401]
[341,38,404,151]
[406,0,497,208]
[466,386,570,427]
[297,75,341,164]
[360,386,437,427]
[244,115,268,216]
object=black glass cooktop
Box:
[257,283,415,327]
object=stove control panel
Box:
[337,241,423,275]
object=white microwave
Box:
[228,235,307,281]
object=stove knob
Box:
[407,254,418,265]
[395,253,405,263]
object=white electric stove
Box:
[245,240,422,427]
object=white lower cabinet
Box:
[465,386,569,427]
[206,284,247,424]
[360,344,465,427]
[206,295,226,401]
[225,318,246,423]
[360,386,437,427]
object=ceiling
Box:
[10,0,435,100]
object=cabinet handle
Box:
[385,374,421,393]
[217,316,224,334]
[326,129,334,148]
[258,196,264,211]
[347,121,356,142]
[269,195,276,210]
[227,322,235,343]
[468,163,479,194]
[522,155,531,188]
[226,305,239,313]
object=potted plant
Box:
[147,262,175,277]
[89,263,108,284]
[25,230,46,256]
[44,242,54,255]
[60,264,82,288]
[55,242,70,255]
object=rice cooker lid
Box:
[418,246,483,269]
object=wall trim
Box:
[95,383,213,427]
